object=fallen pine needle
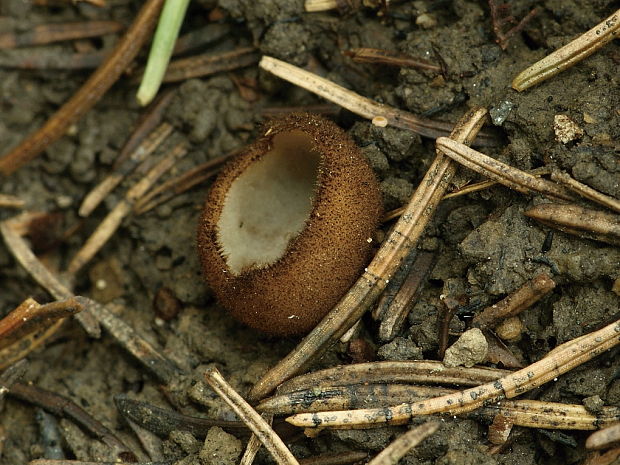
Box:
[286,317,620,428]
[367,422,439,465]
[512,9,620,91]
[204,368,300,465]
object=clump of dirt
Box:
[0,0,619,464]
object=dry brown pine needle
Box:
[524,203,620,247]
[512,8,620,91]
[286,317,620,428]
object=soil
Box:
[0,0,619,464]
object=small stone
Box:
[583,112,597,124]
[153,286,183,321]
[188,380,212,407]
[554,114,584,144]
[582,395,604,414]
[416,13,438,29]
[443,328,488,368]
[377,336,423,361]
[490,101,515,126]
[55,195,73,209]
[169,430,201,455]
[199,427,242,465]
[495,316,524,342]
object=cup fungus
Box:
[197,113,382,336]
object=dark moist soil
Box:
[1,0,619,464]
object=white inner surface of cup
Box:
[217,130,320,275]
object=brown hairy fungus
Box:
[197,113,382,336]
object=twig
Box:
[436,294,460,359]
[0,297,83,349]
[524,203,620,246]
[259,382,620,431]
[551,170,620,214]
[0,49,107,70]
[0,360,27,409]
[79,122,174,217]
[276,360,510,395]
[488,1,538,50]
[156,48,260,84]
[472,273,555,329]
[248,108,488,401]
[442,166,552,199]
[67,143,188,275]
[33,0,106,6]
[378,251,436,342]
[371,248,419,320]
[114,395,296,440]
[114,395,251,438]
[286,318,620,428]
[0,0,165,176]
[305,0,339,12]
[0,215,100,337]
[29,461,172,465]
[113,89,177,170]
[0,298,84,368]
[368,422,439,465]
[512,9,620,91]
[382,167,552,222]
[134,166,219,214]
[344,48,441,73]
[339,320,362,345]
[259,56,499,146]
[172,24,231,55]
[0,216,182,383]
[133,149,237,215]
[239,413,273,465]
[126,420,164,461]
[204,368,300,465]
[0,194,25,209]
[0,21,123,49]
[298,451,368,465]
[10,383,135,458]
[435,137,574,201]
[259,384,454,414]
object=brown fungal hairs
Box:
[197,113,382,336]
